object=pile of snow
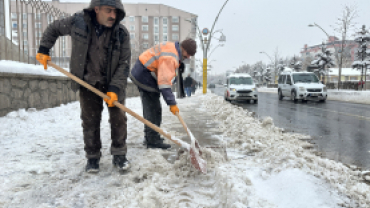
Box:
[0,60,69,77]
[0,92,369,207]
[202,94,370,207]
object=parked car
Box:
[224,73,258,103]
[277,71,327,103]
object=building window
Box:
[130,33,135,40]
[163,26,168,33]
[129,16,135,22]
[172,34,179,40]
[23,31,27,38]
[172,25,179,31]
[35,31,42,37]
[142,16,148,23]
[143,43,149,49]
[163,17,168,25]
[163,34,168,41]
[23,23,27,29]
[131,43,135,49]
[142,25,148,31]
[12,22,17,29]
[35,13,41,21]
[24,48,28,54]
[23,40,28,46]
[154,26,159,33]
[12,13,17,19]
[154,17,159,25]
[130,25,135,31]
[47,15,53,24]
[22,13,27,20]
[142,33,149,40]
[172,16,179,23]
[35,23,41,28]
[154,34,159,41]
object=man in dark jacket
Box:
[184,74,193,97]
[36,0,131,173]
[130,39,197,149]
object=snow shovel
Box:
[47,61,207,174]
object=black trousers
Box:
[79,83,127,159]
[139,88,162,144]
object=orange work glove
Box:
[170,105,179,115]
[36,53,51,70]
[104,92,118,107]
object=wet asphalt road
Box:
[212,87,370,170]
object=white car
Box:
[224,73,258,103]
[278,71,327,102]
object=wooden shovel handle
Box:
[176,112,190,137]
[48,61,181,146]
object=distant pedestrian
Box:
[184,74,193,97]
[191,78,197,94]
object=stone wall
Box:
[0,72,140,117]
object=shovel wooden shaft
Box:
[48,61,181,146]
[176,113,190,137]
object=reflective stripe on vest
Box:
[158,84,172,89]
[143,52,179,68]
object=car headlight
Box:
[323,87,327,92]
[252,88,256,92]
[230,88,236,92]
[299,87,305,91]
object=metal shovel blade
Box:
[189,141,207,174]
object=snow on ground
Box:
[0,91,369,207]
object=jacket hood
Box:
[85,0,126,23]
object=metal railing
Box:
[0,0,69,67]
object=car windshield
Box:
[293,73,319,83]
[229,77,253,85]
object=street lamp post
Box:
[186,0,230,94]
[309,22,342,90]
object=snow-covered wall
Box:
[0,61,141,117]
[0,72,79,117]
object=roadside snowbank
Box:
[0,92,369,207]
[258,87,370,105]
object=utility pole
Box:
[187,0,230,94]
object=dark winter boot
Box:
[142,137,164,145]
[112,155,130,171]
[147,139,171,149]
[85,158,100,173]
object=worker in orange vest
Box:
[129,38,197,149]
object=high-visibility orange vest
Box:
[139,42,180,89]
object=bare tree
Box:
[301,54,314,71]
[332,5,358,89]
[272,47,281,83]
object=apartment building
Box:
[8,0,197,69]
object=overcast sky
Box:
[63,0,370,74]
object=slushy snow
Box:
[0,91,369,207]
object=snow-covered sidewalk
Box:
[0,91,369,207]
